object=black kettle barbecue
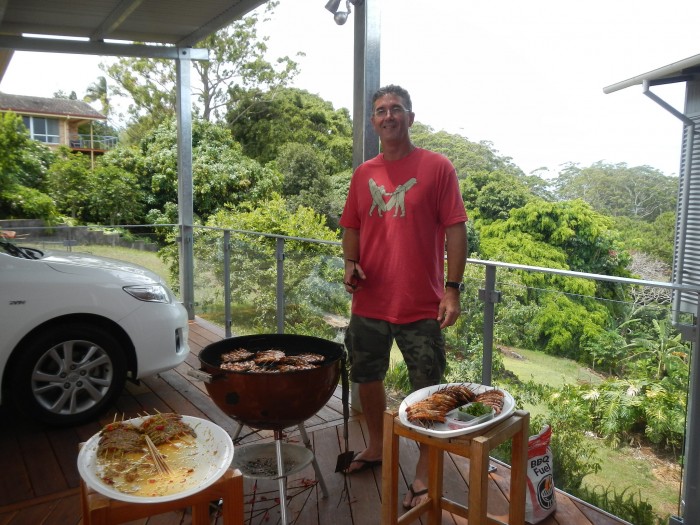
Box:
[191,333,347,525]
[193,333,344,430]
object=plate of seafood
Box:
[398,383,515,437]
[77,413,234,503]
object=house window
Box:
[22,116,60,144]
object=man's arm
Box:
[342,227,365,293]
[439,222,468,328]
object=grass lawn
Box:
[501,346,680,522]
[500,346,602,388]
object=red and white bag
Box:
[525,425,557,523]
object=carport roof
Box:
[0,0,267,79]
[603,52,700,93]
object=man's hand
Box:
[437,288,461,328]
[344,259,365,293]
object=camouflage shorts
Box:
[344,315,445,390]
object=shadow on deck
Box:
[0,318,630,525]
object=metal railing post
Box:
[223,229,232,338]
[276,237,285,334]
[478,263,501,386]
[675,294,700,524]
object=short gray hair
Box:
[372,85,412,112]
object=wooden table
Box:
[381,409,530,525]
[80,467,245,525]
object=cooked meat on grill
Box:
[277,355,316,372]
[221,348,254,362]
[253,349,286,364]
[294,352,325,364]
[217,348,326,373]
[220,359,257,372]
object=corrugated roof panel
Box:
[673,103,700,314]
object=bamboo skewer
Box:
[144,434,173,476]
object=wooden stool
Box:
[381,409,530,525]
[80,467,245,525]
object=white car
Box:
[0,239,190,426]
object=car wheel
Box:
[10,323,127,426]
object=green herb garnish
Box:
[459,402,492,417]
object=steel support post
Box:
[276,237,285,334]
[176,50,195,319]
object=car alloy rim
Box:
[31,340,114,415]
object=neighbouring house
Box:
[0,92,116,156]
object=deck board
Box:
[0,318,631,525]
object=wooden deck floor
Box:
[0,318,631,525]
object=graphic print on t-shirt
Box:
[368,177,417,218]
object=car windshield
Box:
[0,239,44,260]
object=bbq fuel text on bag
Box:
[525,424,556,523]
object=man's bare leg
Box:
[344,380,385,472]
[403,444,430,507]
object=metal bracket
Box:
[668,515,683,525]
[478,289,502,304]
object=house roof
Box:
[603,52,700,93]
[0,0,267,80]
[0,93,106,120]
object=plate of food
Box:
[398,382,515,438]
[77,413,234,503]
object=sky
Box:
[2,0,699,178]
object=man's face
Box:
[370,94,414,144]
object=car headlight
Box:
[123,284,171,303]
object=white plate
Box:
[398,383,515,438]
[77,415,234,503]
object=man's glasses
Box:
[373,105,409,118]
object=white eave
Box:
[604,53,700,94]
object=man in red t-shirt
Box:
[340,85,468,509]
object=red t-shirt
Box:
[339,147,467,323]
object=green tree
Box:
[227,87,353,172]
[87,163,144,225]
[53,90,77,100]
[0,111,59,222]
[102,2,299,141]
[554,162,677,221]
[0,183,59,222]
[621,317,689,382]
[482,199,631,277]
[0,111,54,190]
[81,75,120,140]
[83,76,110,117]
[479,199,631,358]
[471,172,535,223]
[274,142,335,225]
[613,212,675,266]
[196,10,300,122]
[410,123,525,180]
[115,119,281,224]
[46,150,91,220]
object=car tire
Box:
[9,323,127,426]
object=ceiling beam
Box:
[0,35,209,60]
[91,0,144,42]
[177,0,267,47]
